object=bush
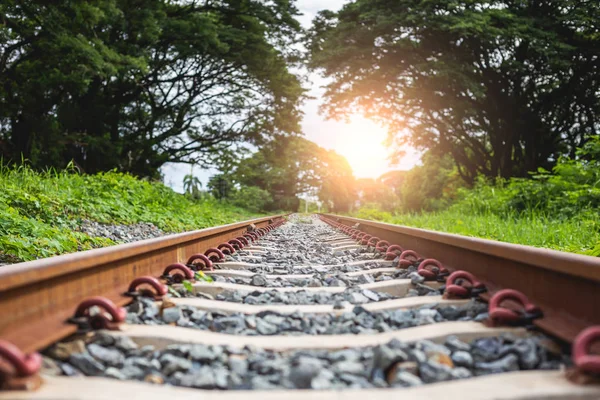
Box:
[230,186,273,212]
[354,204,393,221]
[348,136,600,255]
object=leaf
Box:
[195,272,213,283]
[182,280,194,292]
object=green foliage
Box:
[182,280,195,293]
[455,137,600,219]
[207,175,234,200]
[0,0,304,177]
[230,186,273,213]
[231,136,356,212]
[353,205,392,222]
[0,165,261,262]
[350,140,600,255]
[194,271,213,283]
[309,0,600,182]
[183,173,203,200]
[379,209,600,255]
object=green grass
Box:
[0,164,262,262]
[351,207,600,256]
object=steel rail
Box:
[320,214,600,344]
[0,214,286,353]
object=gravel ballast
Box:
[44,332,566,390]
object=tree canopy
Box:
[212,136,356,212]
[0,0,304,177]
[308,0,600,182]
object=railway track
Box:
[0,213,599,399]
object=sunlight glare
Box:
[329,116,418,178]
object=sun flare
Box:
[326,116,418,178]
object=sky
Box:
[162,0,420,192]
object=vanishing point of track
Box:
[0,213,599,398]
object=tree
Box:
[229,136,356,211]
[207,174,234,200]
[318,149,355,212]
[0,0,305,177]
[183,174,202,199]
[309,0,600,182]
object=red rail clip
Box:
[127,276,168,298]
[0,340,42,391]
[162,263,194,283]
[204,248,225,263]
[444,270,486,298]
[72,296,127,330]
[417,259,449,280]
[488,289,542,325]
[573,326,600,375]
[187,253,214,271]
[217,242,236,255]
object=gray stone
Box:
[176,367,217,389]
[474,312,489,322]
[243,295,260,305]
[373,345,408,370]
[391,371,423,387]
[507,339,540,370]
[125,357,161,371]
[93,333,116,347]
[263,314,286,326]
[347,292,369,304]
[120,365,145,379]
[408,271,425,284]
[189,310,207,323]
[450,366,473,379]
[330,349,361,363]
[212,367,229,389]
[87,344,125,367]
[451,351,474,368]
[60,363,82,376]
[419,361,453,383]
[113,336,138,352]
[256,319,279,335]
[475,353,520,374]
[69,353,105,376]
[446,335,471,352]
[104,367,127,380]
[251,275,268,286]
[472,337,502,361]
[389,310,414,325]
[361,289,380,302]
[289,357,322,388]
[228,357,248,375]
[189,345,217,362]
[251,375,277,390]
[418,340,451,355]
[162,307,182,324]
[417,309,439,320]
[334,360,364,375]
[159,353,192,375]
[357,274,375,284]
[308,278,323,287]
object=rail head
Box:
[321,213,600,343]
[0,215,287,293]
[0,214,287,352]
[322,214,600,282]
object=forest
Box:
[1,0,600,260]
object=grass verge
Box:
[0,165,262,262]
[351,207,600,256]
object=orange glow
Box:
[329,116,419,178]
